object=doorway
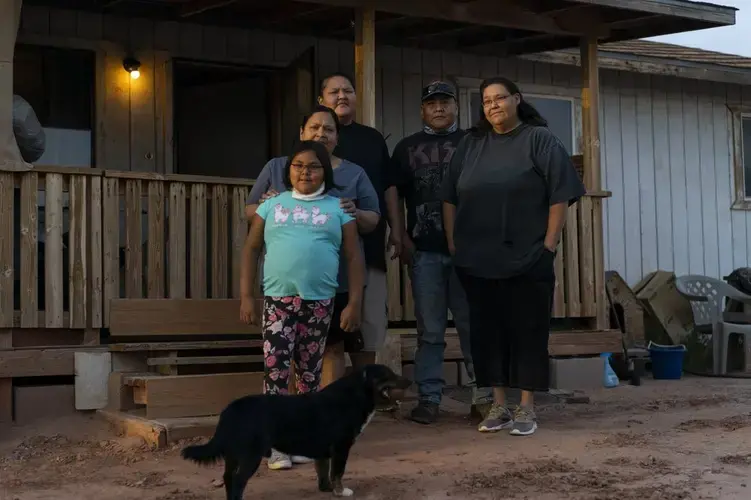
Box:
[173,60,271,179]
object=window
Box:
[730,109,751,208]
[459,79,580,155]
[13,44,95,166]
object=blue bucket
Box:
[648,341,687,380]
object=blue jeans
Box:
[410,251,493,406]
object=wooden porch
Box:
[0,0,737,425]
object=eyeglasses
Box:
[482,95,513,108]
[291,163,323,173]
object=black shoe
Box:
[409,402,439,424]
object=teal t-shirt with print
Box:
[255,191,355,300]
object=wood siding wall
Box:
[16,6,751,288]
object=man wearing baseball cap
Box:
[389,81,492,424]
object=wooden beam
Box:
[296,0,586,36]
[0,347,106,377]
[179,0,237,18]
[521,46,751,88]
[355,7,376,128]
[565,0,736,26]
[579,36,607,332]
[109,299,263,336]
[0,0,27,172]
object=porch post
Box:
[354,7,376,128]
[0,0,28,171]
[579,35,608,331]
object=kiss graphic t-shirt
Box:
[255,191,354,300]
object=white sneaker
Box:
[291,455,314,464]
[267,449,292,470]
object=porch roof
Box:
[25,0,737,56]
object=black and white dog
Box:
[182,364,412,499]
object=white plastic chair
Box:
[675,274,751,375]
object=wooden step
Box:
[109,339,262,352]
[124,372,264,419]
[146,355,265,366]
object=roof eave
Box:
[522,48,751,87]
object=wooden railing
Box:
[0,167,603,329]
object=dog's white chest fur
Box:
[359,411,375,436]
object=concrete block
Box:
[549,356,604,391]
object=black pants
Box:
[456,250,555,392]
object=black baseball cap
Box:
[422,81,456,101]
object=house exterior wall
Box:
[16,5,751,287]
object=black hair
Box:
[300,105,341,134]
[318,72,355,97]
[472,76,547,136]
[283,140,341,193]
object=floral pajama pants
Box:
[262,295,334,395]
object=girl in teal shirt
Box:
[241,140,364,399]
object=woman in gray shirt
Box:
[442,77,585,437]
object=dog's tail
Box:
[181,438,223,465]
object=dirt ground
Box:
[3,376,751,500]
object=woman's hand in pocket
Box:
[240,297,259,326]
[340,303,362,332]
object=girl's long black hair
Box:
[472,76,547,136]
[283,140,341,193]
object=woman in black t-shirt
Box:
[442,77,585,437]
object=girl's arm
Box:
[240,214,265,302]
[341,221,364,308]
[545,203,567,252]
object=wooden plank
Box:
[102,177,120,325]
[400,329,621,361]
[147,181,166,298]
[402,264,415,321]
[0,332,9,422]
[385,244,402,321]
[168,182,187,298]
[89,176,104,328]
[548,331,622,356]
[0,347,105,378]
[580,36,607,330]
[45,174,65,328]
[110,339,262,352]
[68,175,88,328]
[230,186,247,298]
[109,299,262,336]
[147,355,264,366]
[577,195,596,317]
[75,351,111,410]
[125,179,143,298]
[354,7,376,128]
[190,184,208,298]
[552,241,566,317]
[19,172,39,328]
[563,204,582,317]
[211,184,229,298]
[140,372,264,419]
[130,50,157,172]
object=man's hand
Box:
[399,234,415,265]
[387,230,402,261]
[259,189,279,204]
[340,303,362,332]
[339,198,357,216]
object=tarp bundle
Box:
[12,94,45,162]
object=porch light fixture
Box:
[123,57,141,80]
